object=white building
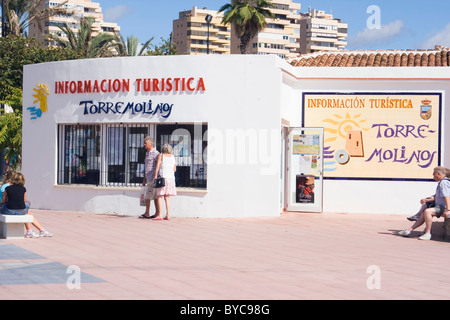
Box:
[28,0,120,46]
[22,51,450,217]
[230,0,302,59]
[172,6,231,55]
[299,9,348,54]
[23,55,282,218]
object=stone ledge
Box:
[444,217,450,241]
[0,214,34,239]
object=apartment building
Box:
[28,0,120,46]
[230,0,302,59]
[172,6,231,55]
[173,2,348,58]
[299,9,347,54]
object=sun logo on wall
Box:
[322,113,370,171]
[27,84,50,120]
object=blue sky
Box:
[100,0,450,51]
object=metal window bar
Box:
[106,124,126,186]
[156,124,207,189]
[59,124,100,185]
[190,124,207,189]
[127,126,148,185]
[105,123,149,187]
[58,123,207,189]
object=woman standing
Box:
[153,144,177,220]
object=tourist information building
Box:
[23,48,450,217]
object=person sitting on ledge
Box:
[1,171,52,238]
[398,166,450,240]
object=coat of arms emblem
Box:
[420,99,432,120]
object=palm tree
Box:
[48,17,120,58]
[3,0,71,36]
[116,35,154,56]
[219,0,274,54]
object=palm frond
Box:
[137,37,154,56]
[5,0,73,35]
[219,0,274,53]
[127,36,139,56]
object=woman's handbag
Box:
[153,176,165,188]
[153,154,165,188]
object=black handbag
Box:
[153,176,165,188]
[153,154,165,188]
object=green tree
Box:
[0,35,78,107]
[146,37,177,56]
[0,71,22,170]
[0,35,78,168]
[116,35,154,56]
[48,17,120,58]
[0,81,22,111]
[0,109,22,170]
[219,0,274,54]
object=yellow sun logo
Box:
[28,83,50,120]
[322,112,370,143]
[321,113,371,168]
[32,84,50,113]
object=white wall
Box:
[281,65,450,215]
[22,55,283,218]
[23,56,449,217]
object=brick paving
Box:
[0,209,449,300]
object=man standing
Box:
[140,137,160,219]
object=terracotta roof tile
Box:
[347,54,355,66]
[394,53,401,66]
[331,54,342,67]
[325,54,335,67]
[353,53,362,66]
[414,53,421,66]
[442,50,448,66]
[288,46,450,67]
[435,51,441,66]
[340,54,349,66]
[429,53,435,66]
[408,53,415,66]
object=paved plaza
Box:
[0,209,449,300]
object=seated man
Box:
[398,166,450,240]
[406,168,450,222]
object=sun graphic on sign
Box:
[32,84,50,113]
[322,112,370,143]
[28,83,50,120]
[321,113,371,170]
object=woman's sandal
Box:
[139,214,152,219]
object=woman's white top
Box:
[160,155,176,178]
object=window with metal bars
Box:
[58,123,207,189]
[58,124,101,185]
[106,124,148,186]
[156,124,207,189]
